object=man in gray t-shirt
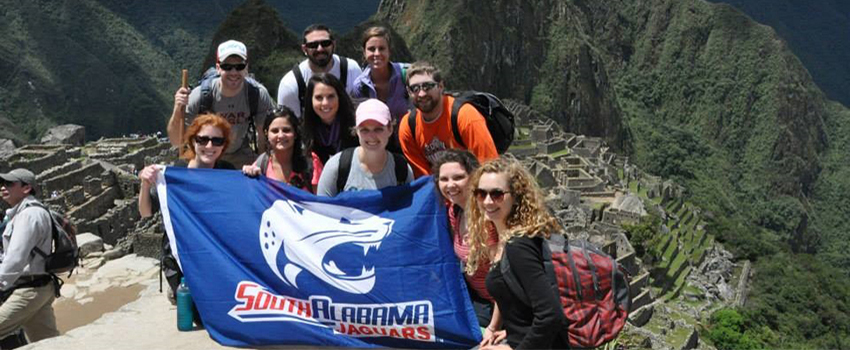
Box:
[167,40,275,167]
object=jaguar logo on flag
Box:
[259,199,394,294]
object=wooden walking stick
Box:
[177,69,188,147]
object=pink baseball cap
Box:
[356,99,392,126]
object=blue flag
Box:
[156,167,481,348]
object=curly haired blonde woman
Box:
[466,157,567,350]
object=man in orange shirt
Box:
[398,62,498,178]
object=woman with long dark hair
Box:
[302,73,359,166]
[242,107,314,192]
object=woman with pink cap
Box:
[316,99,413,196]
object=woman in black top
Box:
[466,157,567,350]
[302,73,358,166]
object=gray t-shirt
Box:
[316,147,414,197]
[185,77,275,154]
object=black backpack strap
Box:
[256,152,270,176]
[407,107,417,141]
[245,79,260,154]
[500,239,532,306]
[292,64,306,114]
[449,94,467,149]
[391,152,408,185]
[336,147,356,193]
[359,82,371,98]
[339,57,348,87]
[199,77,214,115]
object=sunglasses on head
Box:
[304,39,333,49]
[408,81,438,94]
[473,188,508,203]
[220,63,247,71]
[194,135,226,147]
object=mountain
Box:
[709,0,850,108]
[374,0,850,347]
[0,0,377,143]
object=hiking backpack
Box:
[24,203,80,276]
[500,234,631,348]
[197,66,261,153]
[292,57,349,115]
[407,91,515,154]
[336,147,408,193]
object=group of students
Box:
[137,23,568,350]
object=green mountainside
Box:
[375,0,850,347]
[2,0,849,347]
[710,0,850,108]
[0,0,376,143]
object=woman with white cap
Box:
[316,99,413,197]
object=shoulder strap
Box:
[407,107,417,141]
[359,82,371,98]
[199,77,214,115]
[500,237,559,306]
[292,64,306,113]
[257,153,270,176]
[391,152,408,185]
[500,239,532,306]
[450,94,467,149]
[400,64,407,86]
[21,203,57,259]
[336,147,356,193]
[245,79,261,154]
[246,79,260,119]
[339,57,348,87]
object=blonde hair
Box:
[465,157,561,275]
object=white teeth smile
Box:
[322,242,381,277]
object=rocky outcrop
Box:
[40,124,86,146]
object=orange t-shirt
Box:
[399,95,499,178]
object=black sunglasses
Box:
[194,136,226,147]
[220,63,247,71]
[304,39,333,49]
[408,82,438,94]
[473,188,508,203]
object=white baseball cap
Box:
[217,40,248,62]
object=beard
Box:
[308,52,332,68]
[415,96,439,114]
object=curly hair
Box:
[431,149,479,200]
[262,106,309,175]
[465,157,561,275]
[180,113,232,162]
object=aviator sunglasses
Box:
[194,135,226,147]
[408,81,438,94]
[473,188,508,203]
[219,63,247,71]
[304,39,333,49]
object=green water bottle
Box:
[176,277,193,331]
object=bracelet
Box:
[486,325,497,332]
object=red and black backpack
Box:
[500,234,631,348]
